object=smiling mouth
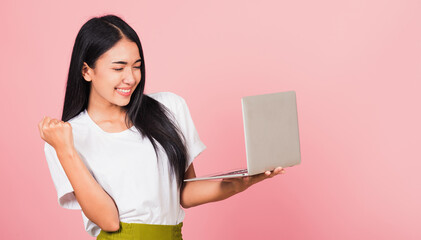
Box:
[116,88,130,93]
[115,88,131,96]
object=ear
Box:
[82,62,93,82]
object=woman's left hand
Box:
[221,167,285,194]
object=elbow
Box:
[180,183,198,209]
[100,219,120,232]
[180,195,195,209]
[181,195,199,209]
[181,201,192,209]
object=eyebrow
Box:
[111,59,142,64]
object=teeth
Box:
[116,88,130,93]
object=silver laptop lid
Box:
[242,91,301,175]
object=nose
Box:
[122,68,137,85]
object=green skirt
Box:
[96,222,183,240]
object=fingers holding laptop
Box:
[222,167,285,193]
[253,166,285,183]
[266,166,285,177]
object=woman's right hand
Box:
[38,116,75,153]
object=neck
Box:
[86,90,129,126]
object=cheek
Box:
[101,69,120,81]
[134,71,142,83]
[93,72,120,90]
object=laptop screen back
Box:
[242,91,301,175]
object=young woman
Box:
[38,14,285,240]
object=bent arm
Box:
[56,147,120,232]
[180,163,284,208]
[180,164,243,208]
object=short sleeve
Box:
[44,142,81,210]
[172,95,207,171]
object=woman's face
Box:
[82,37,142,109]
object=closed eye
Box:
[113,65,141,71]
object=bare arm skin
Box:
[180,163,285,208]
[39,117,120,232]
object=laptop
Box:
[184,91,301,182]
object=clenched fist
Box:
[38,116,75,153]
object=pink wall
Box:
[1,0,420,239]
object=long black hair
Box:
[62,15,188,188]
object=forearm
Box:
[56,147,120,231]
[180,180,238,208]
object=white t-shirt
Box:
[44,92,206,237]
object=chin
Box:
[114,100,131,107]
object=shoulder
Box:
[67,110,87,125]
[44,111,88,154]
[64,110,91,142]
[66,110,89,130]
[146,92,187,112]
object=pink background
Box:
[1,0,420,239]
